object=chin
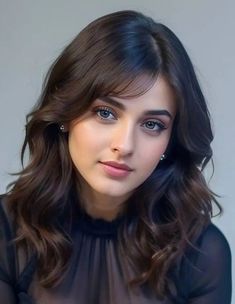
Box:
[93,186,134,200]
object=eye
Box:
[141,120,166,132]
[93,106,116,120]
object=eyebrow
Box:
[99,96,173,119]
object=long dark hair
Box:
[5,10,220,298]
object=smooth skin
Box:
[68,76,177,220]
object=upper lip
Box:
[100,161,133,171]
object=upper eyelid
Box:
[92,103,113,110]
[141,117,167,128]
[96,98,173,119]
[93,105,116,114]
[141,120,166,129]
[93,105,117,120]
[92,102,121,115]
[92,104,169,124]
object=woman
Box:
[0,10,231,304]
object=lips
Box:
[99,161,133,178]
[100,161,133,171]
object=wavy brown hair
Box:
[5,10,221,298]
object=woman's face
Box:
[68,76,176,204]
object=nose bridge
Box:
[111,119,135,154]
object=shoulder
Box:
[185,223,232,272]
[0,194,15,236]
[198,222,231,248]
[0,193,16,254]
[199,222,229,244]
[0,195,35,301]
[0,194,17,283]
[0,194,13,234]
[195,223,231,264]
[180,223,232,301]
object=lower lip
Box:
[100,163,132,178]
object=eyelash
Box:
[93,106,116,121]
[141,120,166,133]
[92,106,167,133]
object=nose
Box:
[110,121,135,156]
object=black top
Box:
[0,196,232,304]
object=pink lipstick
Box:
[99,161,133,178]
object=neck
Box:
[81,192,128,221]
[76,184,129,221]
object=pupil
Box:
[101,110,109,117]
[147,122,155,129]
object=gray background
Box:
[0,0,234,301]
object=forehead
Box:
[103,76,177,116]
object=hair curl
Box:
[6,10,220,298]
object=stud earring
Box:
[160,154,166,161]
[60,124,66,132]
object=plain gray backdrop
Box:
[0,0,234,301]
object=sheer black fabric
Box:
[0,196,232,304]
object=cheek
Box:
[68,128,87,166]
[68,125,107,169]
[142,151,160,173]
[139,139,168,162]
[136,136,170,175]
[69,124,98,152]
